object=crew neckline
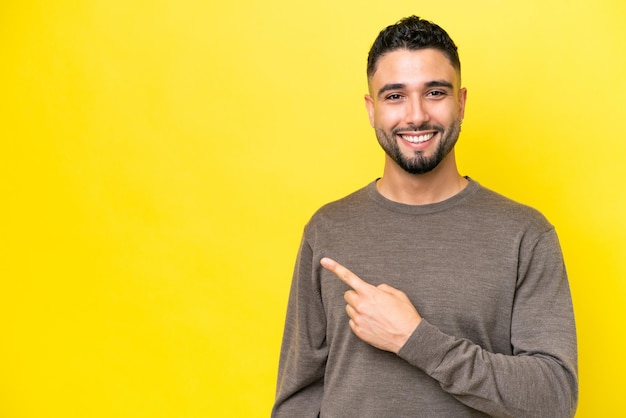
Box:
[366,177,480,215]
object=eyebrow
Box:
[376,83,405,98]
[376,80,455,98]
[425,80,454,89]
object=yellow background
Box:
[1,1,624,417]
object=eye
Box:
[385,93,404,101]
[426,90,447,99]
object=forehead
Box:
[369,48,460,89]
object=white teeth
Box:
[400,133,434,143]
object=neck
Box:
[376,151,468,205]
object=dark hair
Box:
[367,16,460,78]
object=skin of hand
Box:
[320,257,422,354]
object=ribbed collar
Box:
[366,177,481,215]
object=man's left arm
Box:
[321,228,578,418]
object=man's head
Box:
[367,16,460,81]
[364,17,466,176]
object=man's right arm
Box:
[272,236,327,417]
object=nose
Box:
[404,97,430,126]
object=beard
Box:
[375,118,462,175]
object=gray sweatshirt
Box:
[272,179,577,417]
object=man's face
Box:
[365,48,467,175]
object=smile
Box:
[400,133,435,144]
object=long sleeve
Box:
[272,235,327,417]
[397,228,578,417]
[272,181,578,417]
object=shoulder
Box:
[300,182,379,240]
[308,183,371,224]
[468,181,554,235]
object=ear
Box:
[458,87,467,120]
[364,94,375,128]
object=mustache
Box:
[391,124,444,135]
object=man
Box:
[272,16,577,417]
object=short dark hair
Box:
[367,16,460,79]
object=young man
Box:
[272,16,577,417]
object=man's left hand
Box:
[321,257,422,353]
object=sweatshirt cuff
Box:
[397,319,453,374]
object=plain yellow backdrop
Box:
[1,1,625,417]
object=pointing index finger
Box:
[320,257,371,293]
